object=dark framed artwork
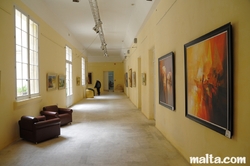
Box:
[125,73,128,87]
[129,69,132,87]
[158,52,175,110]
[88,72,92,84]
[184,23,233,138]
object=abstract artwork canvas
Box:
[184,23,233,138]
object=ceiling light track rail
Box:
[88,0,108,56]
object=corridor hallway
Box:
[0,92,190,166]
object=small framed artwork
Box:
[88,72,92,84]
[184,23,233,138]
[58,75,66,90]
[132,72,136,87]
[158,52,175,110]
[47,73,57,91]
[129,69,132,87]
[142,73,146,85]
[125,73,128,87]
[0,70,1,94]
[76,77,80,86]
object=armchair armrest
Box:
[19,116,39,131]
[34,118,61,129]
[58,108,73,114]
[40,111,59,119]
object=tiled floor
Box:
[0,92,190,166]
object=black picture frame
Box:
[184,23,233,138]
[158,52,175,110]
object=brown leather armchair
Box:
[19,115,61,144]
[41,105,73,126]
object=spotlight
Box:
[98,19,102,25]
[101,45,105,50]
[93,25,99,33]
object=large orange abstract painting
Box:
[184,23,233,138]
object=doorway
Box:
[103,71,114,91]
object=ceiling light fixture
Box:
[88,0,108,57]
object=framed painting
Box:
[184,23,233,138]
[58,75,66,90]
[76,77,80,86]
[125,73,128,87]
[129,69,132,87]
[47,73,57,91]
[0,70,2,94]
[142,73,146,85]
[88,72,92,84]
[132,72,136,87]
[158,52,175,110]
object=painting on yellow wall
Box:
[142,73,146,85]
[125,73,128,87]
[184,23,233,138]
[76,77,81,86]
[129,69,132,87]
[158,52,175,111]
[132,72,136,87]
[47,73,57,91]
[58,75,66,90]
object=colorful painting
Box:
[158,52,175,110]
[184,23,233,138]
[47,73,57,91]
[58,75,66,90]
[88,72,92,84]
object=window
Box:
[81,57,86,86]
[15,8,39,100]
[66,46,73,96]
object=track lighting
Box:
[89,0,108,57]
[93,25,99,33]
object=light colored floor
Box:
[0,92,190,166]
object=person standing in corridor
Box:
[94,80,101,95]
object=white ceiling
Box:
[21,0,160,62]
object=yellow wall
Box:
[0,0,86,150]
[88,62,124,92]
[124,0,250,164]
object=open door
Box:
[103,71,114,91]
